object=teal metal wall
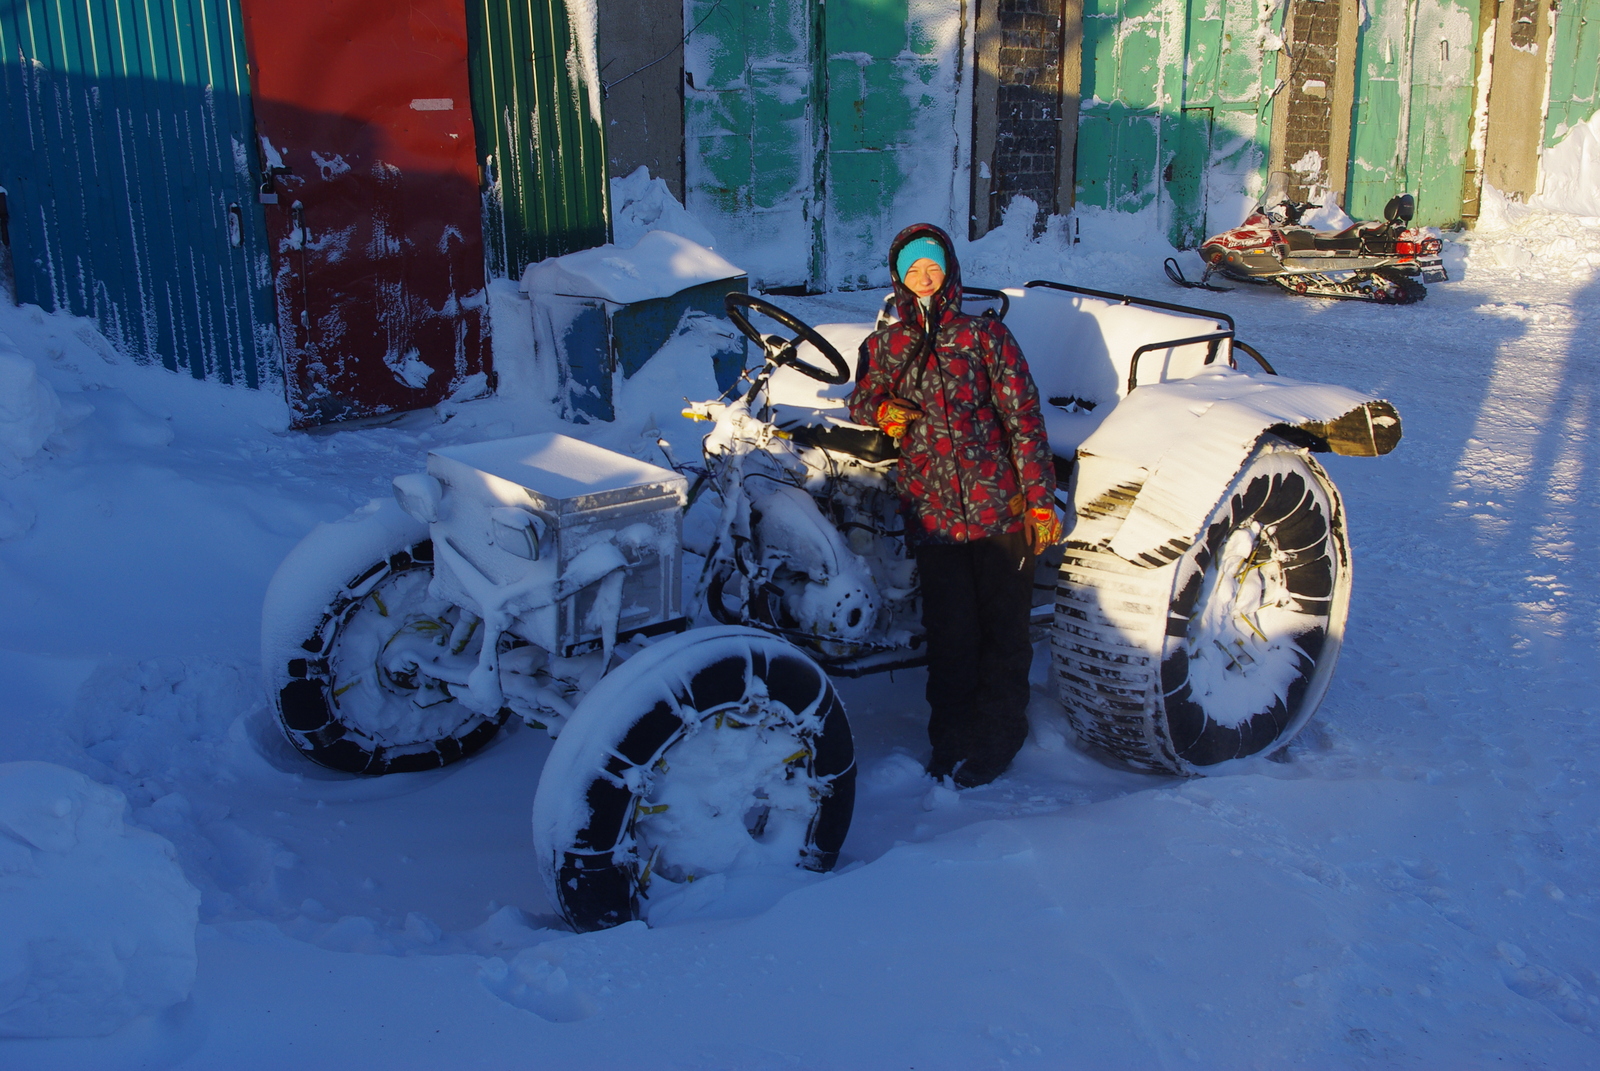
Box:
[0,0,275,387]
[1345,0,1479,225]
[682,0,956,290]
[465,0,611,277]
[1546,0,1600,145]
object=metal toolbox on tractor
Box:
[425,433,687,656]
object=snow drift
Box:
[1533,111,1600,219]
[0,761,199,1037]
[0,336,64,471]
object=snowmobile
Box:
[1167,171,1447,303]
[261,279,1402,932]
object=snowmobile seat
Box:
[1311,222,1383,251]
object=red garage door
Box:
[241,0,491,427]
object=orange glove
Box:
[875,397,922,439]
[1026,506,1062,554]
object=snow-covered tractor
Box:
[261,279,1400,930]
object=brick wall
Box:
[1279,0,1343,200]
[990,0,1065,231]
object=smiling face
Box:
[903,258,946,298]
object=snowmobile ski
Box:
[1164,257,1233,293]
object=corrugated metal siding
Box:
[465,0,610,277]
[0,0,275,387]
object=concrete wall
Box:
[1478,0,1554,201]
[598,0,685,199]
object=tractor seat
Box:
[784,421,899,464]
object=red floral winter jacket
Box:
[848,224,1055,545]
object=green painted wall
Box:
[686,0,1524,269]
[466,0,610,275]
[1075,0,1279,245]
[1546,0,1600,145]
[684,0,824,286]
[1347,0,1479,226]
[1076,0,1490,232]
[1077,0,1173,214]
[683,0,956,289]
[1164,0,1279,246]
[824,0,944,289]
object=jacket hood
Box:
[887,223,962,327]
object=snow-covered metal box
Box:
[523,231,748,423]
[426,433,687,656]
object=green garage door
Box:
[466,0,611,276]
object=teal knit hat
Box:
[894,236,947,281]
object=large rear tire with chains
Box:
[261,499,508,775]
[1052,437,1351,774]
[533,626,855,932]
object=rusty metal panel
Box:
[0,0,275,387]
[239,0,492,427]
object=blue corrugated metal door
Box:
[0,0,275,388]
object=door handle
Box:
[260,164,293,204]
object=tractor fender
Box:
[1066,367,1400,568]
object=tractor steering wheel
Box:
[724,293,851,385]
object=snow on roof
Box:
[519,230,745,306]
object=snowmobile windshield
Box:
[1263,171,1292,208]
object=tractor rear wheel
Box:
[1052,438,1351,774]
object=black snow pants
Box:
[914,529,1035,783]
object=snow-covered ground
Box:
[2,194,1599,1067]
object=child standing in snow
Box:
[849,224,1061,787]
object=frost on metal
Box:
[1077,0,1277,245]
[682,0,965,290]
[563,0,605,128]
[1346,0,1476,222]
